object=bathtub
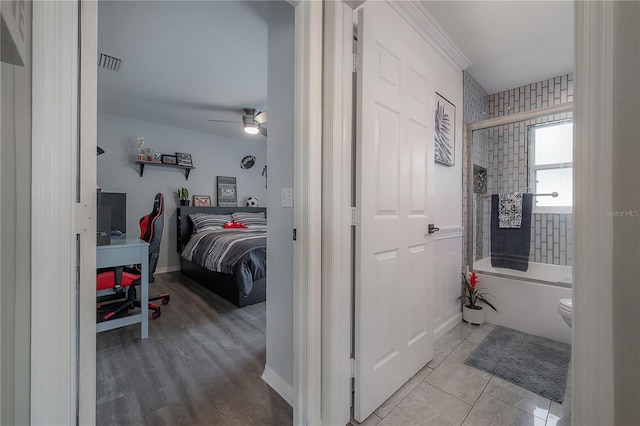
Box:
[473,257,572,344]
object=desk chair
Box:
[97,192,170,321]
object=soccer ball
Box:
[246,197,258,207]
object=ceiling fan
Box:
[208,107,268,137]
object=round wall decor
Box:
[241,155,256,169]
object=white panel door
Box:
[354,1,434,421]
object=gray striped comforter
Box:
[181,229,266,275]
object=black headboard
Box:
[177,206,267,251]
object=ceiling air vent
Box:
[98,53,122,71]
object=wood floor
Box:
[96,272,293,426]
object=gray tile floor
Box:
[355,322,572,426]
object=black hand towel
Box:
[491,193,532,271]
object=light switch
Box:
[281,187,293,208]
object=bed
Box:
[177,206,267,307]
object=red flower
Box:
[470,272,478,291]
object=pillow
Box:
[223,221,247,229]
[189,213,232,233]
[232,212,266,228]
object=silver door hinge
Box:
[351,206,359,226]
[75,202,91,234]
[350,358,356,378]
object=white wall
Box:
[97,112,267,270]
[0,1,32,423]
[263,0,295,400]
[430,58,463,229]
[432,232,464,339]
[413,9,464,341]
[612,1,640,422]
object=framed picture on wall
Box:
[192,195,212,207]
[217,176,237,207]
[176,152,192,166]
[434,92,456,166]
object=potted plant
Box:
[178,188,189,206]
[459,271,497,325]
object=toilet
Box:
[557,298,573,328]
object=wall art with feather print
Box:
[434,92,455,166]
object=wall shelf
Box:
[135,160,194,180]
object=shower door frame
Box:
[464,102,573,271]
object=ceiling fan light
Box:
[244,122,259,134]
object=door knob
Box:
[428,224,440,234]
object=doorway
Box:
[29,1,323,424]
[94,1,293,424]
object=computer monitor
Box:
[101,192,127,233]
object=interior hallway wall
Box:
[0,1,32,423]
[612,0,640,422]
[431,79,464,230]
[97,112,267,271]
[264,0,295,400]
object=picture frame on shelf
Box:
[161,154,177,165]
[176,152,193,167]
[192,195,212,207]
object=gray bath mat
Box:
[465,326,571,402]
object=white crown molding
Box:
[387,1,471,72]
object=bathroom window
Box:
[529,121,573,213]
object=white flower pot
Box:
[463,305,485,325]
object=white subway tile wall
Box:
[464,73,573,266]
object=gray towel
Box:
[498,192,523,228]
[491,194,532,271]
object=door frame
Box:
[29,0,621,424]
[0,17,3,425]
[321,2,355,424]
[320,1,471,424]
[321,1,619,425]
[292,1,324,424]
[29,1,323,425]
[572,1,615,424]
[30,1,81,423]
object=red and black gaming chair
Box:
[96,192,170,321]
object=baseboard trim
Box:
[434,313,462,341]
[154,265,181,274]
[261,365,294,407]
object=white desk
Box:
[96,234,149,339]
